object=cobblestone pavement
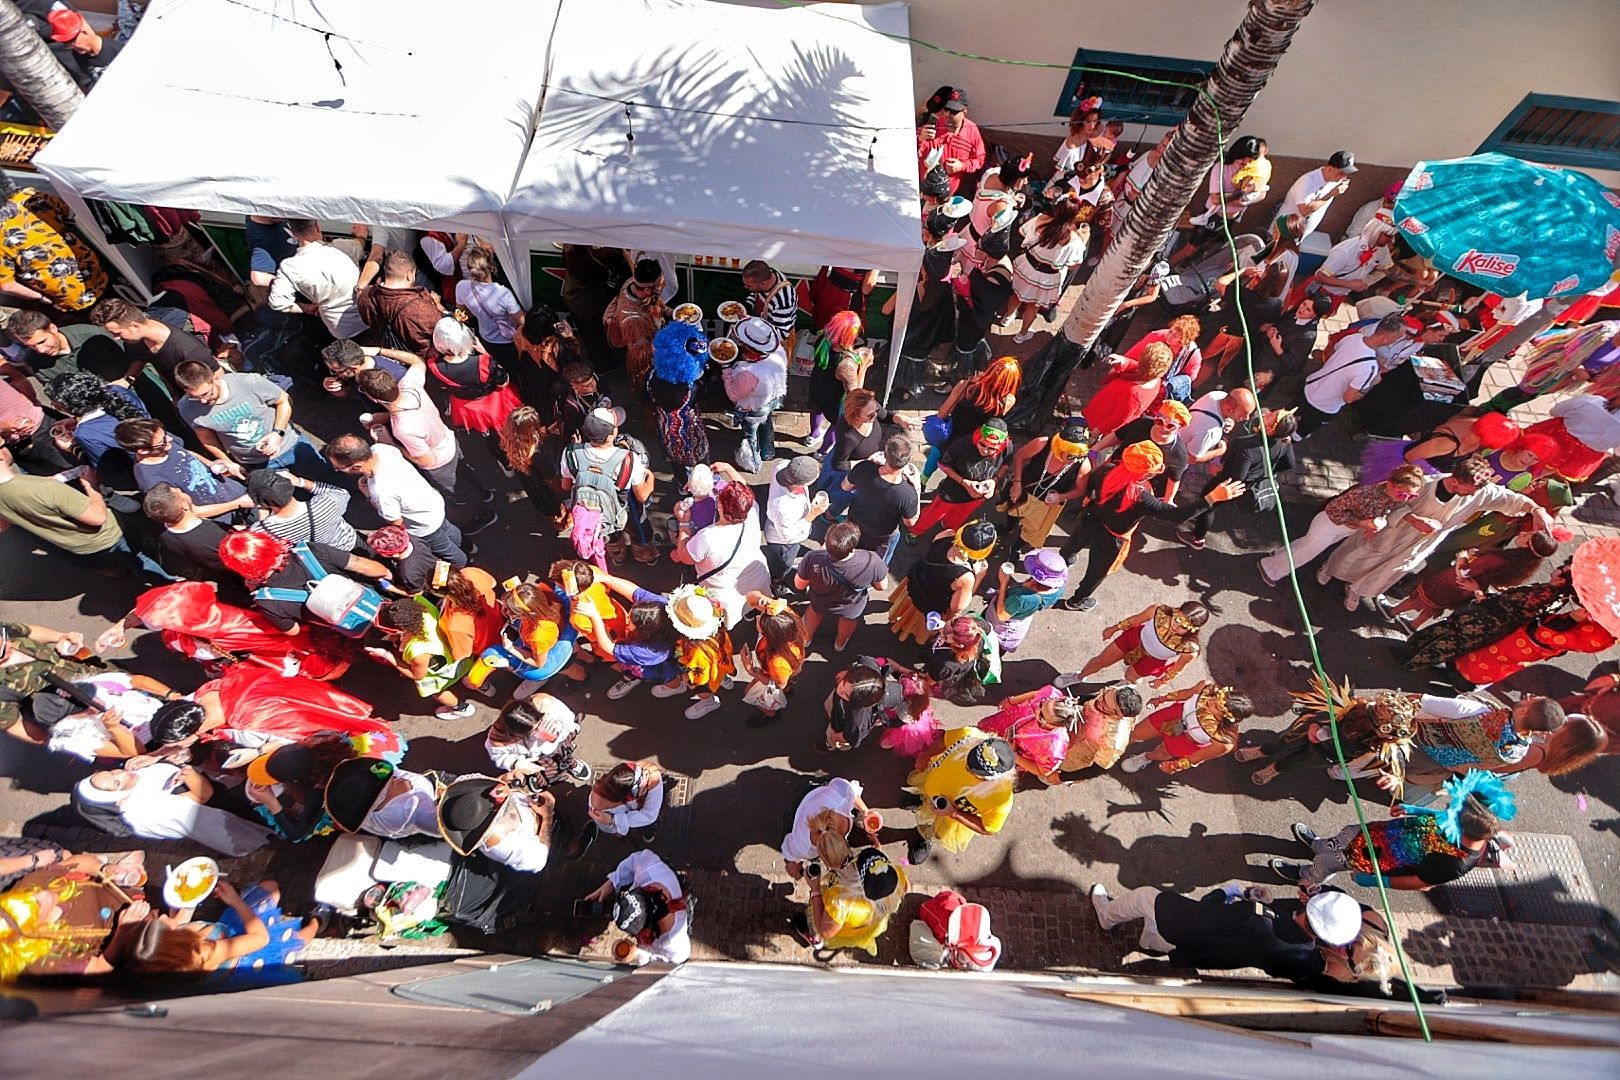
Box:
[3,281,1616,1003]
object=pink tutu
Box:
[880,707,942,757]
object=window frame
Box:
[1476,93,1620,171]
[1054,48,1214,127]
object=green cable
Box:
[766,0,1433,1034]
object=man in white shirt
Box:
[1306,229,1397,309]
[325,433,472,566]
[1185,388,1256,464]
[762,455,829,583]
[1296,313,1408,437]
[439,776,555,874]
[1276,150,1356,239]
[268,219,369,340]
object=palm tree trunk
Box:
[1056,0,1317,353]
[0,0,84,130]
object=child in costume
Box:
[1120,681,1254,775]
[669,586,736,721]
[573,570,687,701]
[1079,600,1207,687]
[465,581,579,696]
[371,596,475,721]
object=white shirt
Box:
[1316,235,1392,296]
[386,364,458,469]
[361,769,441,839]
[1185,391,1230,459]
[455,279,522,345]
[601,778,664,836]
[268,241,367,339]
[361,442,447,536]
[763,470,813,546]
[1551,394,1620,452]
[485,711,581,772]
[1304,331,1381,414]
[1416,694,1491,722]
[685,513,771,628]
[482,797,550,872]
[421,235,456,277]
[1279,167,1343,238]
[780,777,862,864]
[606,850,691,965]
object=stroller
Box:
[1162,233,1267,309]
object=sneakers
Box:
[1174,530,1205,550]
[565,759,594,783]
[1013,330,1035,344]
[608,676,642,700]
[435,701,476,721]
[464,509,499,536]
[906,837,933,865]
[1058,595,1098,612]
[1290,822,1320,849]
[650,680,687,698]
[1120,753,1150,774]
[1269,858,1305,883]
[684,695,722,719]
[1089,882,1111,922]
[1373,595,1403,624]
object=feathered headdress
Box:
[1400,770,1517,845]
[651,320,709,386]
[1290,672,1417,798]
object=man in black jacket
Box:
[1089,880,1357,981]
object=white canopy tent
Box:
[35,0,923,397]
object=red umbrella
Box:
[1571,538,1620,639]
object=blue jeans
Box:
[416,520,468,567]
[81,535,176,584]
[736,408,777,464]
[817,457,854,518]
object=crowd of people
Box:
[0,72,1616,994]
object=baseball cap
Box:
[943,88,969,112]
[47,9,89,42]
[777,455,820,488]
[247,469,295,508]
[1328,150,1357,174]
[580,409,617,443]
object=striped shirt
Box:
[749,271,799,339]
[251,483,358,551]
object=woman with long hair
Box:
[454,246,523,377]
[1361,411,1520,484]
[819,388,920,518]
[509,304,582,409]
[739,601,809,721]
[1006,195,1088,342]
[956,155,1032,273]
[927,354,1021,476]
[500,405,565,524]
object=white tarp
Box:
[35,0,923,384]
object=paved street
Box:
[2,297,1615,997]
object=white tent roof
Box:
[505,0,923,273]
[35,0,922,279]
[35,0,555,238]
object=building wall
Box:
[899,0,1620,187]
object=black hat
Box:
[325,757,395,834]
[921,165,951,199]
[978,227,1010,260]
[856,848,899,901]
[613,888,652,935]
[966,737,1015,779]
[247,469,295,508]
[149,699,207,745]
[436,775,501,855]
[246,744,318,786]
[924,85,954,114]
[942,87,969,112]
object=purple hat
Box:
[1023,548,1069,587]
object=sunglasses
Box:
[1390,489,1420,501]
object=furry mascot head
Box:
[652,320,709,386]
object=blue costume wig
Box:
[652,321,709,386]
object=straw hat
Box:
[665,584,722,640]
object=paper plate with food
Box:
[709,338,740,365]
[163,856,220,909]
[672,303,704,325]
[717,300,748,323]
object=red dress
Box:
[1455,615,1617,685]
[130,581,350,680]
[1083,374,1162,437]
[1525,416,1609,483]
[425,351,524,434]
[203,664,401,758]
